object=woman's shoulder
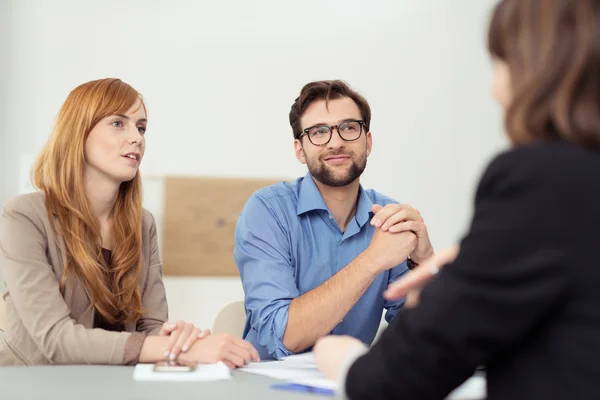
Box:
[141,208,157,234]
[489,141,599,174]
[0,192,50,250]
[481,141,600,192]
[1,191,48,222]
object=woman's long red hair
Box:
[34,78,145,324]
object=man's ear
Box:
[294,138,307,164]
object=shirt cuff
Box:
[123,332,147,365]
[337,344,368,398]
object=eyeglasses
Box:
[299,120,365,146]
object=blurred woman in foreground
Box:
[315,0,600,398]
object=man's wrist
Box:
[406,256,419,270]
[411,248,434,264]
[359,249,389,275]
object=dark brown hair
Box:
[488,0,600,150]
[289,80,371,140]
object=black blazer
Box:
[346,141,600,400]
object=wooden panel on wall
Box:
[162,176,285,276]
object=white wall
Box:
[0,0,10,287]
[0,0,11,208]
[2,0,506,329]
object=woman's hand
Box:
[385,246,459,307]
[179,333,260,369]
[314,335,366,381]
[159,320,210,360]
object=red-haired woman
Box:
[0,78,258,368]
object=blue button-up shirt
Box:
[234,173,408,360]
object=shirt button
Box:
[329,214,333,219]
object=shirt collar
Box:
[296,173,374,228]
[296,173,329,216]
[354,185,374,228]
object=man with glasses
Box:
[235,80,434,360]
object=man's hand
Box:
[364,229,417,273]
[371,204,434,263]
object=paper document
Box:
[240,353,323,380]
[286,374,485,400]
[248,351,485,399]
[133,362,232,382]
[242,360,317,370]
[280,352,316,365]
[290,377,339,391]
[240,362,324,380]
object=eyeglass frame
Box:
[298,119,366,146]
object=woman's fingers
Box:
[169,322,195,360]
[384,246,460,300]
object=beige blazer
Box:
[0,192,168,365]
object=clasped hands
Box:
[366,203,434,271]
[158,321,259,368]
[314,206,461,381]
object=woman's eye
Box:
[111,120,123,128]
[137,126,146,135]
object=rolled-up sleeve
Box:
[234,195,299,359]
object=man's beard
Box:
[307,151,367,187]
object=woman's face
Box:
[84,99,147,184]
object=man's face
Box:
[294,97,372,187]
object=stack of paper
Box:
[280,352,317,365]
[289,377,339,391]
[133,362,232,382]
[285,375,485,399]
[244,352,485,399]
[286,375,485,399]
[239,352,323,380]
